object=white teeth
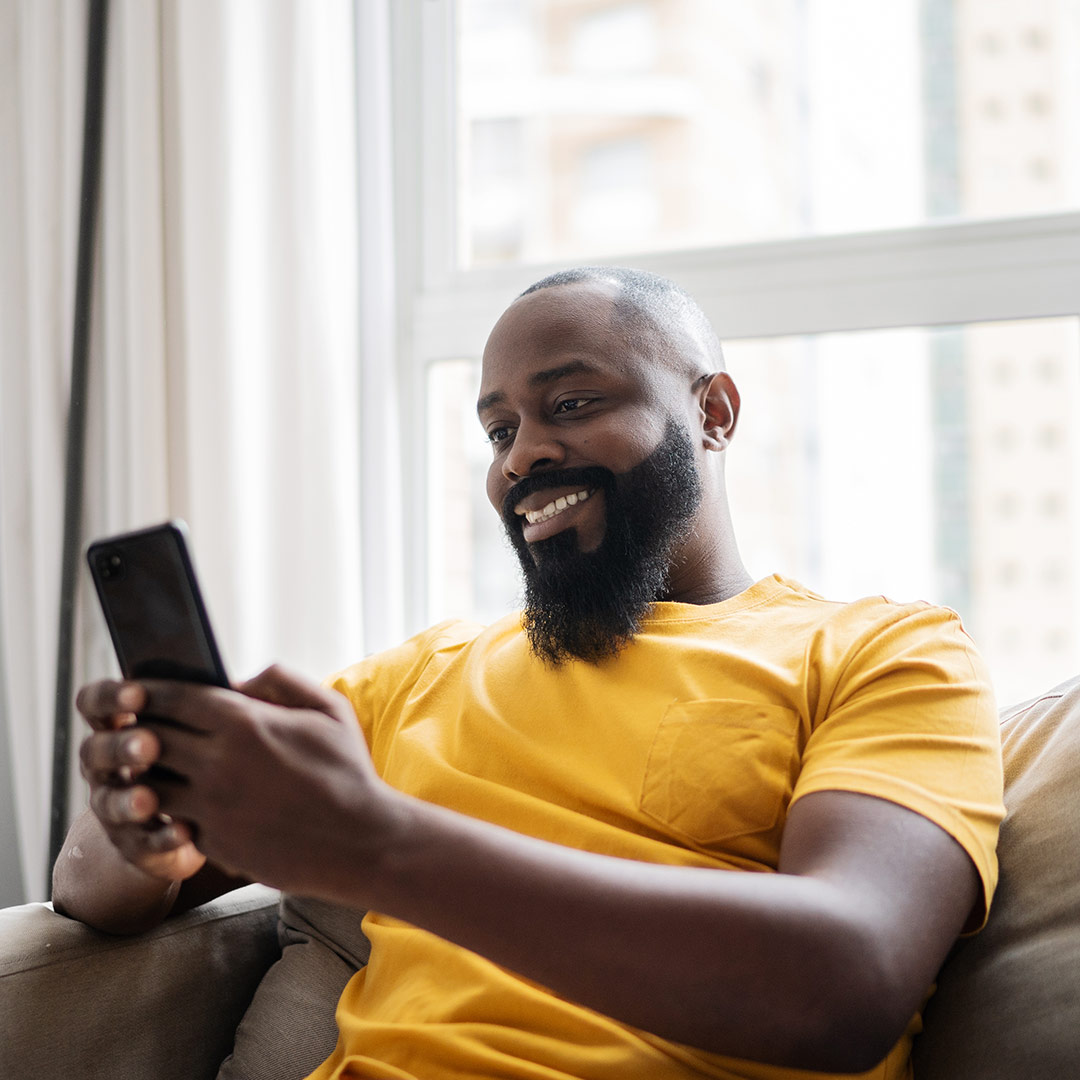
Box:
[517,488,592,525]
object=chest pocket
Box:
[639,700,801,847]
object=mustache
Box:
[500,466,613,525]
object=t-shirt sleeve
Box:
[791,601,1005,931]
[324,619,481,756]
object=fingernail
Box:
[117,684,142,710]
[121,734,144,763]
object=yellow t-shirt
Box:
[310,575,1004,1080]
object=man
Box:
[55,268,1004,1079]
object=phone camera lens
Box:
[98,551,124,581]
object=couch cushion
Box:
[215,894,369,1080]
[913,673,1080,1079]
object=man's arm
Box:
[334,786,977,1073]
[51,809,248,934]
[52,808,186,934]
[78,667,979,1072]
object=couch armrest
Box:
[0,883,281,1080]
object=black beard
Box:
[500,419,702,666]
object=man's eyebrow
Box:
[476,389,505,415]
[477,359,600,415]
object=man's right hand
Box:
[75,678,207,883]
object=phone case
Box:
[86,520,229,686]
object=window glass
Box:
[426,317,1080,707]
[457,0,1080,266]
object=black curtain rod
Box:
[48,0,110,895]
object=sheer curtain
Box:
[0,0,400,903]
[0,2,85,906]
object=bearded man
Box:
[55,268,1004,1080]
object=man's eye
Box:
[555,398,590,414]
[487,426,513,445]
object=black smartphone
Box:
[86,520,229,687]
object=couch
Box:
[2,674,1078,1080]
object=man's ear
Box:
[698,372,740,452]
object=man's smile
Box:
[514,487,594,525]
[512,486,602,545]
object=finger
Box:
[238,663,348,719]
[136,815,195,854]
[79,727,161,783]
[90,782,160,827]
[75,680,147,731]
[138,720,209,778]
[148,770,199,823]
[140,845,207,882]
[106,815,203,880]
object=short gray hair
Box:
[519,266,725,376]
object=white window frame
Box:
[388,0,1080,634]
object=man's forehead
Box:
[480,280,643,383]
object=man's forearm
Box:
[312,795,897,1073]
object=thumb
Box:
[236,664,343,717]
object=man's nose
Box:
[501,419,565,482]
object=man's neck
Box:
[661,551,754,607]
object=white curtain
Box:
[0,0,401,903]
[0,2,86,906]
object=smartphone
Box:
[86,520,229,687]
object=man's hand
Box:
[76,679,206,883]
[119,665,401,898]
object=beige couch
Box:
[2,675,1078,1080]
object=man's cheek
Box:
[486,468,506,515]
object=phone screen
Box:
[87,521,229,686]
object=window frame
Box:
[389,0,1080,633]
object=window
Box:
[569,3,657,74]
[425,318,1080,707]
[455,0,1080,266]
[390,0,1080,705]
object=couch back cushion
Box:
[913,673,1080,1079]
